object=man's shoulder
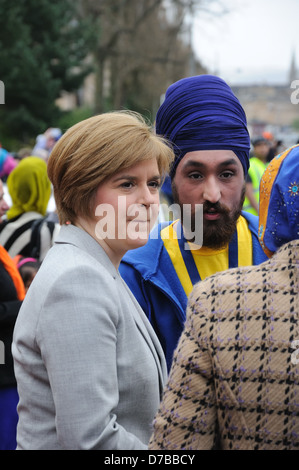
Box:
[241,210,259,233]
[120,222,172,278]
[123,223,167,258]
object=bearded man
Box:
[120,75,268,370]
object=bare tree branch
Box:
[77,0,226,114]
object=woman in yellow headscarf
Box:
[6,156,51,219]
[0,157,59,261]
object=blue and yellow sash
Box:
[161,216,252,296]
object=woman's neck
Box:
[74,216,124,269]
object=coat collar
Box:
[55,223,118,279]
[56,223,168,391]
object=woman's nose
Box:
[139,186,156,207]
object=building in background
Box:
[232,52,299,148]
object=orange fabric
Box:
[0,245,25,300]
[258,145,296,258]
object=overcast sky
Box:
[192,0,299,85]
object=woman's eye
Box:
[148,181,160,189]
[121,181,134,188]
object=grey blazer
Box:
[12,224,167,450]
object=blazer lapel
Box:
[120,277,168,392]
[55,224,118,278]
[56,224,168,391]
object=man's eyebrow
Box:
[183,158,239,169]
[218,158,239,168]
[183,160,205,169]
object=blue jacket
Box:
[119,212,268,370]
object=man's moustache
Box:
[203,201,230,215]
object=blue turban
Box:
[259,144,299,257]
[156,75,250,178]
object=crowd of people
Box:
[0,74,298,450]
[0,129,61,450]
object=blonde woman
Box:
[12,111,173,450]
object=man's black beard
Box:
[172,183,245,250]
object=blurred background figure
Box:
[32,128,62,162]
[0,183,25,449]
[0,178,10,221]
[243,136,269,215]
[15,147,33,161]
[0,245,25,450]
[0,156,60,262]
[14,256,40,292]
[0,145,18,182]
[262,131,285,162]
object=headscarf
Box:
[155,75,250,178]
[6,156,51,220]
[258,144,299,257]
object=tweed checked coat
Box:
[149,240,299,450]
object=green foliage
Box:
[292,118,299,131]
[0,0,94,145]
[57,107,93,133]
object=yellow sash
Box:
[161,215,252,297]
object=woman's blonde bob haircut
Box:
[47,111,174,225]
